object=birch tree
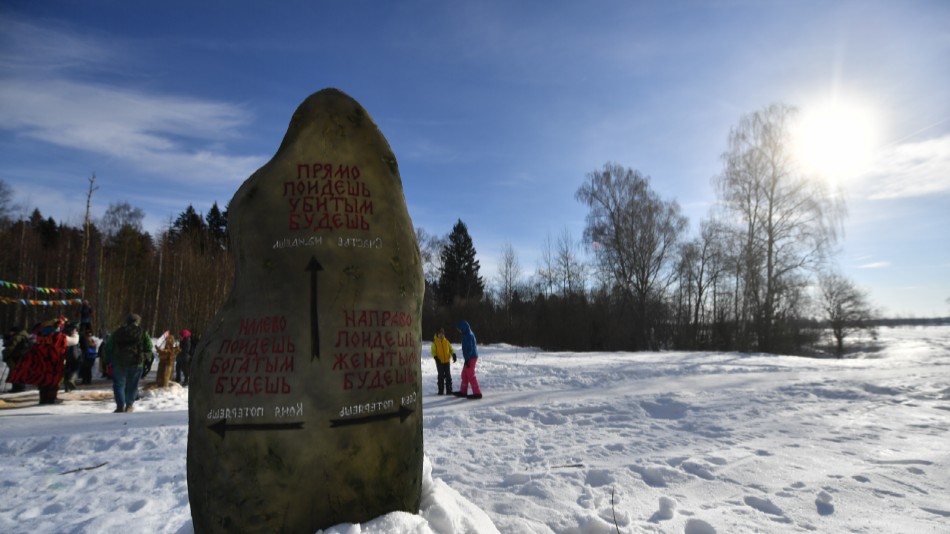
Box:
[715,104,844,352]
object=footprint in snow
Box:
[816,490,834,516]
[631,464,684,488]
[681,460,716,480]
[920,507,950,518]
[640,397,689,420]
[743,495,790,522]
[684,518,716,534]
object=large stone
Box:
[187,89,424,533]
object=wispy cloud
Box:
[858,261,891,269]
[0,15,120,74]
[0,15,264,187]
[862,134,950,200]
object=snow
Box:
[1,326,948,533]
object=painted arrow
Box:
[330,404,414,428]
[306,256,324,361]
[208,419,304,439]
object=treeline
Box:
[0,185,232,339]
[4,103,917,355]
[421,105,888,356]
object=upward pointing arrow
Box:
[306,256,323,361]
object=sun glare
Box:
[793,99,878,184]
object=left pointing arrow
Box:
[208,419,304,439]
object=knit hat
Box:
[127,313,141,325]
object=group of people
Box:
[2,308,196,412]
[2,317,100,404]
[431,320,482,400]
[9,311,482,406]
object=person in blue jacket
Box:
[452,320,482,399]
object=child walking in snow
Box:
[431,327,456,395]
[453,320,482,400]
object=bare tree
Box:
[576,162,688,349]
[555,228,586,296]
[818,271,875,357]
[714,104,844,352]
[415,227,445,286]
[536,233,557,297]
[100,202,145,239]
[495,242,522,330]
[536,229,587,297]
[80,174,98,290]
[0,179,17,227]
[673,218,728,347]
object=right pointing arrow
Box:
[330,405,414,428]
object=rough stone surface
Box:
[187,88,424,533]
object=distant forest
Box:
[0,175,232,340]
[3,105,946,356]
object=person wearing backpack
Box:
[103,313,153,413]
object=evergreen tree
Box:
[437,219,484,305]
[37,213,60,249]
[205,202,228,246]
[170,205,205,242]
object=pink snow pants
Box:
[459,357,481,395]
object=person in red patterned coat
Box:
[7,318,67,404]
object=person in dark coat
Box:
[62,322,82,392]
[177,329,192,386]
[78,326,97,385]
[102,313,153,413]
[79,300,93,330]
[3,325,31,393]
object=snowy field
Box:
[1,325,948,533]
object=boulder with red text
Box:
[187,88,424,533]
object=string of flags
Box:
[0,279,84,306]
[0,297,85,306]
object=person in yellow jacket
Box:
[431,327,456,395]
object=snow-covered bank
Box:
[1,326,948,533]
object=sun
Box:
[792,98,878,184]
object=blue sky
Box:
[1,1,947,317]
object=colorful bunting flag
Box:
[0,297,85,306]
[0,279,84,305]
